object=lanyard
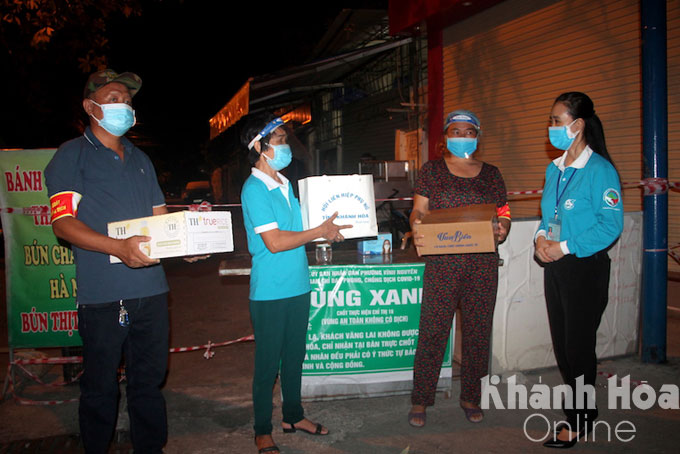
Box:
[554,169,577,219]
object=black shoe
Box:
[543,423,593,449]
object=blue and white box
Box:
[357,232,393,255]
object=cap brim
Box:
[444,121,480,132]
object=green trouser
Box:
[250,292,311,435]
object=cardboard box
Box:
[357,232,393,255]
[415,204,496,255]
[298,174,378,240]
[107,211,233,263]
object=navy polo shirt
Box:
[44,127,169,304]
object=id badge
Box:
[547,218,561,241]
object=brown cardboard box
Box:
[415,204,496,255]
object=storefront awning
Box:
[209,80,251,140]
[388,0,505,35]
[209,37,413,140]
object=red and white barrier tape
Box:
[168,334,254,359]
[12,395,79,406]
[598,371,644,388]
[166,202,243,211]
[11,355,82,366]
[11,362,83,387]
[2,179,679,215]
[0,205,50,214]
[506,179,679,197]
[4,363,80,406]
[640,177,668,195]
[507,189,543,196]
[5,334,254,405]
[669,245,680,264]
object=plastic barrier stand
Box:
[491,212,642,375]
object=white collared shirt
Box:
[553,145,593,171]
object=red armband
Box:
[50,191,82,222]
[496,203,511,220]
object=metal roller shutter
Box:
[342,88,410,172]
[668,0,679,273]
[441,0,643,225]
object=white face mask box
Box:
[298,174,378,240]
[357,232,393,255]
[107,211,233,263]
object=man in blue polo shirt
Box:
[45,69,169,454]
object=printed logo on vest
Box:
[603,188,621,208]
[563,199,575,210]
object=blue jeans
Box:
[77,293,169,454]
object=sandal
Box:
[254,435,280,454]
[460,403,484,423]
[258,448,280,454]
[282,421,329,435]
[407,410,426,428]
[554,422,569,434]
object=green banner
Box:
[0,149,80,348]
[303,263,451,375]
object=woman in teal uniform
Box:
[240,113,350,454]
[535,92,623,449]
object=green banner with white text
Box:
[0,149,80,348]
[304,263,451,376]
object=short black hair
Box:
[240,112,279,165]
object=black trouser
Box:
[77,293,169,454]
[544,252,610,428]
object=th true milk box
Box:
[107,211,233,263]
[357,232,393,255]
[415,204,496,255]
[298,174,378,240]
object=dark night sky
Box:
[106,1,350,153]
[1,0,388,185]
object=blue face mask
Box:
[264,144,292,171]
[548,119,578,151]
[90,101,136,137]
[446,137,478,159]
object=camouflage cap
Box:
[83,69,142,99]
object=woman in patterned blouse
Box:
[407,109,511,427]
